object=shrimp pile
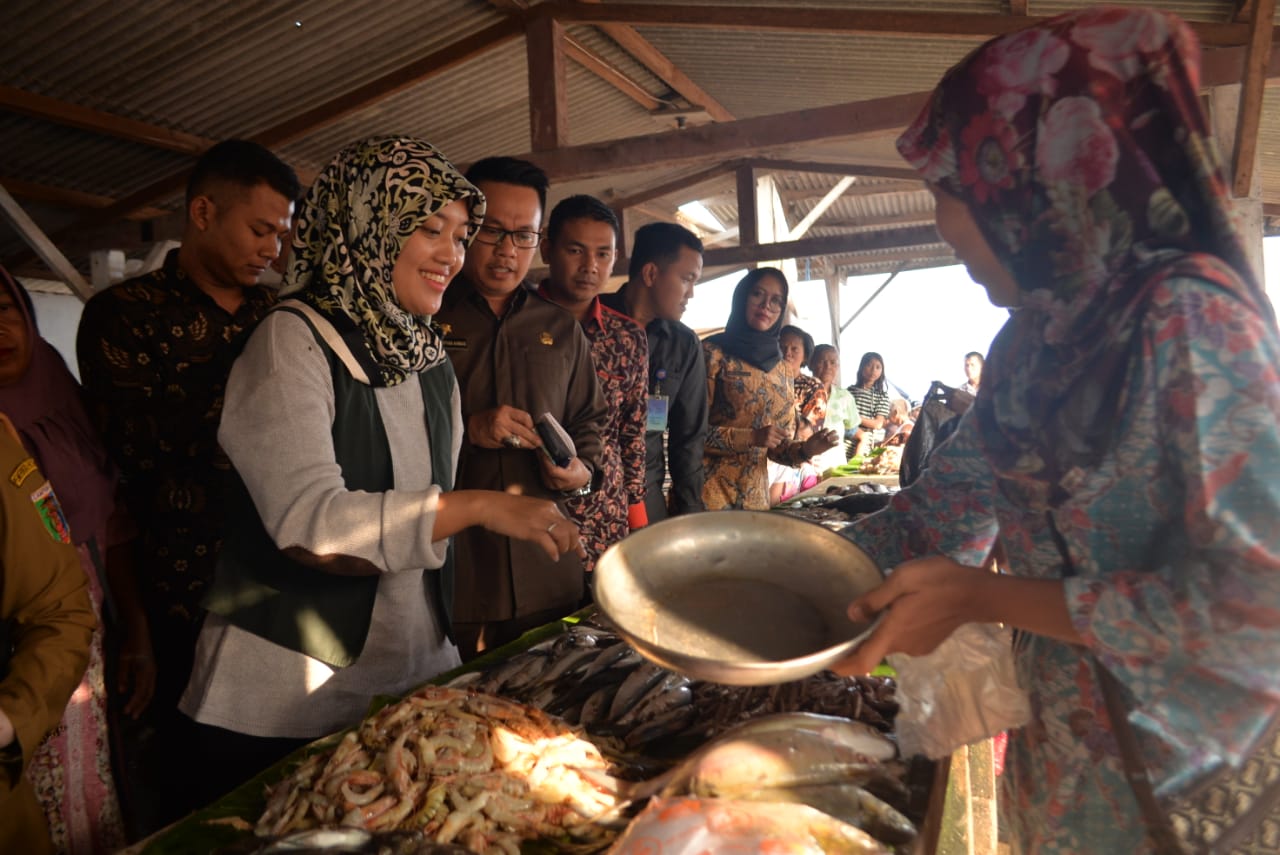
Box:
[255,686,622,854]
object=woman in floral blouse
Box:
[702,269,837,510]
[835,9,1280,853]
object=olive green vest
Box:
[203,305,455,668]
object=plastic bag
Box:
[610,796,894,854]
[887,621,1030,759]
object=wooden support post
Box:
[736,166,758,249]
[1210,86,1265,284]
[825,273,842,349]
[1231,0,1275,198]
[614,206,628,259]
[0,182,94,301]
[526,15,569,151]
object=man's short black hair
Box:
[464,157,549,218]
[627,222,703,280]
[186,139,301,208]
[546,195,619,245]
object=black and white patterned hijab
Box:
[281,136,485,386]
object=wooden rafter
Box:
[578,0,734,122]
[526,14,569,150]
[1009,0,1029,15]
[256,19,522,148]
[2,178,169,220]
[780,180,926,203]
[747,159,922,181]
[541,4,1264,47]
[607,160,744,209]
[1234,0,1255,23]
[736,166,758,248]
[563,35,662,111]
[702,225,941,268]
[0,85,216,156]
[1231,0,1276,197]
[525,90,931,181]
[490,0,730,122]
[35,19,521,243]
[787,177,855,240]
[0,183,94,300]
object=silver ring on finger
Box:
[546,522,558,534]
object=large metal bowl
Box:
[592,511,884,686]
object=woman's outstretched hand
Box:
[483,494,586,563]
[830,556,988,676]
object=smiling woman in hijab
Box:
[832,9,1280,853]
[701,268,837,510]
[178,137,583,805]
[0,268,129,853]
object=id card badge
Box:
[646,395,669,432]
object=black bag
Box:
[899,381,974,488]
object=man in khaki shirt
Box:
[0,416,95,854]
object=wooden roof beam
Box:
[780,179,927,203]
[747,159,922,181]
[1231,0,1276,197]
[577,0,733,122]
[543,3,1267,47]
[527,15,569,150]
[492,0,732,121]
[1009,0,1029,15]
[563,35,663,111]
[525,89,931,181]
[525,40,1280,183]
[0,85,216,156]
[0,183,94,300]
[2,178,169,220]
[702,225,941,268]
[606,160,745,209]
[41,19,521,240]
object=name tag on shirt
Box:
[646,395,669,432]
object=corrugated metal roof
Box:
[2,0,1277,279]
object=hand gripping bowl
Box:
[592,511,884,686]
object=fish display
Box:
[255,686,622,854]
[458,617,899,751]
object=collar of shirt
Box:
[161,248,275,318]
[454,274,530,320]
[536,281,604,330]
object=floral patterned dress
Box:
[845,275,1280,852]
[26,540,125,855]
[702,342,811,510]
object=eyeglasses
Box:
[747,288,786,311]
[472,224,541,249]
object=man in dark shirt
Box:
[540,196,649,564]
[76,139,298,830]
[601,222,708,522]
[435,157,607,660]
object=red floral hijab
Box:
[897,7,1272,507]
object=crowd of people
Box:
[3,8,1278,854]
[1,133,878,849]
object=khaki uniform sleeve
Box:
[0,421,95,794]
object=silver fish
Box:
[580,642,632,681]
[579,685,618,727]
[499,652,552,693]
[623,704,698,750]
[743,783,917,846]
[607,662,667,721]
[539,645,602,685]
[616,675,692,729]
